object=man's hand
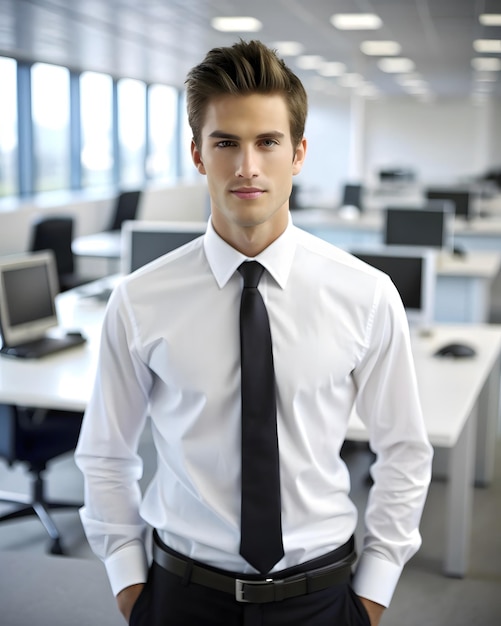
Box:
[359,596,385,626]
[116,583,145,623]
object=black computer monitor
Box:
[384,203,455,250]
[425,188,474,220]
[350,247,436,327]
[121,220,207,273]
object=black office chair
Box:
[0,403,83,554]
[341,183,363,211]
[30,215,89,291]
[108,189,142,231]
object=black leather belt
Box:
[152,532,356,604]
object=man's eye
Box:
[216,140,236,148]
[261,139,278,148]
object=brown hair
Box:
[185,40,308,150]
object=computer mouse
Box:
[434,342,476,358]
[452,246,467,258]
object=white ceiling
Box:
[0,0,500,101]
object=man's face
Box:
[191,93,306,252]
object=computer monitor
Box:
[0,250,59,347]
[384,203,455,250]
[350,246,436,327]
[425,188,474,220]
[121,220,208,274]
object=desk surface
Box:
[347,324,501,447]
[0,282,500,450]
[72,230,121,259]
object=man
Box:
[76,40,433,625]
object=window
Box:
[147,84,178,183]
[80,71,114,188]
[31,62,70,192]
[180,90,201,183]
[0,57,18,197]
[117,78,146,186]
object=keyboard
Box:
[0,333,86,359]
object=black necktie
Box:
[238,261,284,574]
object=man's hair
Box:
[185,40,308,150]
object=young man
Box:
[76,40,433,626]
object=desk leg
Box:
[444,404,477,578]
[475,355,501,487]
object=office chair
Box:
[341,183,363,211]
[108,189,142,231]
[30,215,89,291]
[0,403,83,554]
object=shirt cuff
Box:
[104,542,150,597]
[351,553,403,608]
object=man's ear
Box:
[292,137,307,175]
[191,139,206,175]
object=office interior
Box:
[0,1,501,624]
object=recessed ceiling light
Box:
[338,73,364,88]
[479,14,501,26]
[295,55,325,70]
[270,41,304,56]
[473,39,501,53]
[360,41,401,56]
[211,17,262,32]
[330,13,382,30]
[471,57,501,71]
[377,58,415,73]
[318,61,346,77]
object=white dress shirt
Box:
[75,217,432,607]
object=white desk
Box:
[1,286,500,578]
[72,231,121,260]
[348,324,501,576]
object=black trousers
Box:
[130,556,371,626]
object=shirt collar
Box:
[203,215,297,289]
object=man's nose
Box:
[235,147,260,178]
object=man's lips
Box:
[231,188,265,200]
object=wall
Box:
[298,93,352,209]
[362,96,493,187]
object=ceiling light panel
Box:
[479,14,501,26]
[473,39,501,53]
[330,13,382,30]
[378,58,415,73]
[211,17,262,32]
[360,41,401,56]
[471,57,501,71]
[318,62,346,77]
[295,55,325,70]
[270,41,304,56]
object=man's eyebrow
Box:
[208,130,286,140]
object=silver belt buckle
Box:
[235,578,273,603]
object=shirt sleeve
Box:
[75,283,153,596]
[351,273,434,607]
